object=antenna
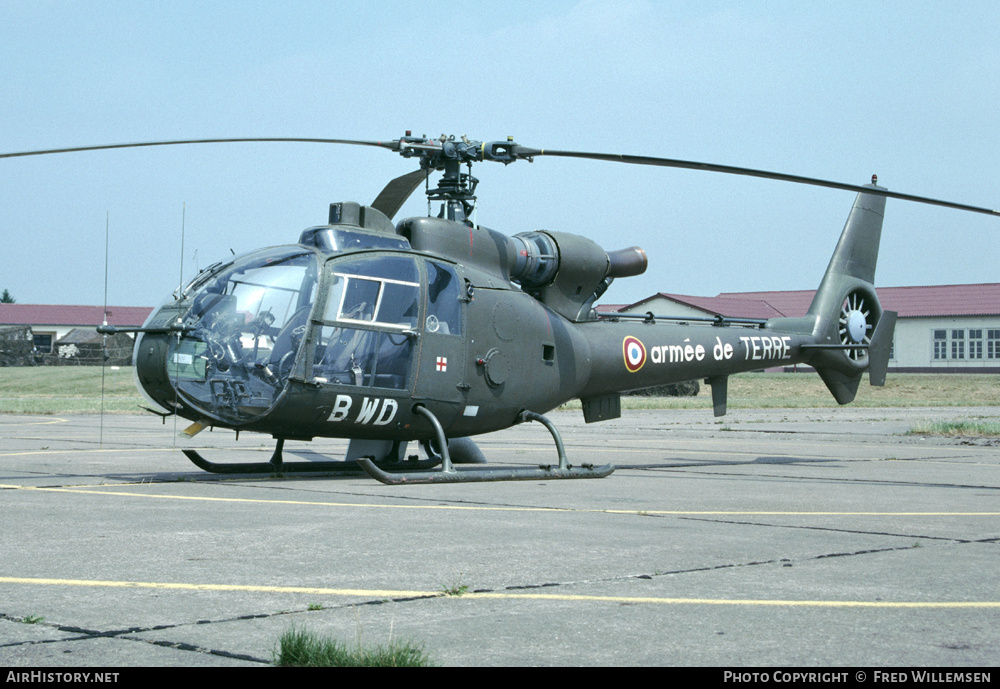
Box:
[172,203,186,451]
[100,211,109,447]
[178,203,186,300]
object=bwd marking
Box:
[623,336,646,372]
[328,394,399,425]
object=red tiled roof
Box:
[629,283,1000,319]
[595,303,628,313]
[872,284,1000,318]
[0,304,153,327]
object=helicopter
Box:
[4,133,998,484]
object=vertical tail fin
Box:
[806,184,895,404]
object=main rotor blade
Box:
[371,169,429,220]
[0,137,401,159]
[514,147,1000,218]
[6,135,996,218]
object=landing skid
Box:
[357,459,614,484]
[357,408,615,485]
[181,438,440,475]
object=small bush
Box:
[274,627,434,667]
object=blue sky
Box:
[2,1,997,307]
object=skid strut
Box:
[357,407,614,485]
[181,438,440,475]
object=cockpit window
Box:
[165,247,319,424]
[298,226,410,253]
[322,256,419,329]
[311,255,420,389]
[426,261,462,335]
[312,326,411,389]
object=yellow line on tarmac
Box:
[0,484,555,512]
[0,416,68,426]
[1,576,997,609]
[0,576,432,599]
[2,484,998,517]
[0,448,180,458]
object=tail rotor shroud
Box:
[839,290,877,363]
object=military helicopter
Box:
[4,134,998,483]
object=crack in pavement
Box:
[0,587,451,665]
[675,515,984,542]
[0,612,269,663]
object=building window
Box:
[988,330,1000,360]
[950,329,965,360]
[933,330,947,360]
[33,333,53,354]
[968,329,983,360]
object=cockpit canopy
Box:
[140,232,463,427]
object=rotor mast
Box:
[396,133,525,221]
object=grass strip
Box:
[1,368,998,414]
[906,421,1000,437]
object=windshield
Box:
[165,247,319,424]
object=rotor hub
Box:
[845,309,867,343]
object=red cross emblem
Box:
[436,356,447,372]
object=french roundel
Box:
[622,336,646,373]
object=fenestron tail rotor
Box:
[839,290,875,362]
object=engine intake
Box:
[398,217,647,322]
